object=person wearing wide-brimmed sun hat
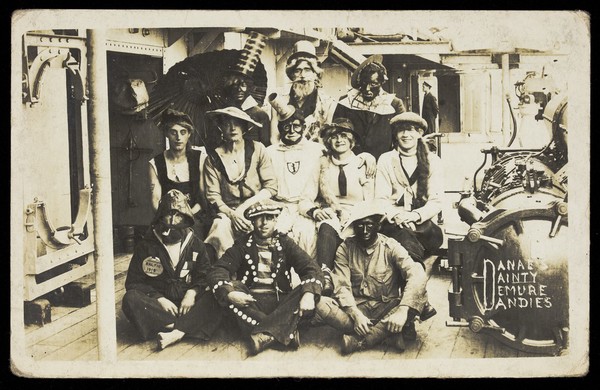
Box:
[207,199,324,356]
[375,111,444,321]
[313,117,375,295]
[312,200,428,355]
[269,40,337,145]
[202,106,278,261]
[333,55,406,161]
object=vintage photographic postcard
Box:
[10,9,590,378]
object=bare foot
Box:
[157,329,185,350]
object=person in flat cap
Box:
[207,199,325,355]
[333,55,406,161]
[269,40,337,145]
[202,107,278,261]
[312,200,428,354]
[421,80,439,135]
[149,108,210,239]
[313,117,376,294]
[375,111,444,321]
[122,189,222,350]
[218,31,271,146]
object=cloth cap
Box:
[389,111,428,132]
[340,200,387,238]
[268,93,296,122]
[152,189,195,228]
[228,31,268,78]
[351,54,385,89]
[205,106,262,128]
[287,40,318,64]
[244,199,284,220]
[423,81,432,88]
[320,117,361,144]
[159,108,195,132]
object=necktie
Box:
[338,165,347,197]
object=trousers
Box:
[221,282,307,346]
[122,289,223,341]
[313,296,402,334]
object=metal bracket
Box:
[25,187,92,248]
[22,34,87,106]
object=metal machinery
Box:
[446,89,568,355]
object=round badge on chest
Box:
[142,256,164,277]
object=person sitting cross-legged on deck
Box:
[207,199,325,356]
[313,201,428,355]
[122,189,222,350]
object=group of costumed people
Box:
[124,34,443,355]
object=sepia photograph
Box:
[10,9,590,378]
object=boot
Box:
[249,332,276,355]
[288,330,300,350]
[419,302,437,322]
[313,298,354,334]
[386,332,407,352]
[321,266,334,297]
[401,320,417,341]
[341,322,390,355]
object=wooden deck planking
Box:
[25,252,526,362]
[450,327,488,359]
[41,330,98,361]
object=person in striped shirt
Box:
[207,199,324,355]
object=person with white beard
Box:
[269,41,337,145]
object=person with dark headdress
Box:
[207,199,324,355]
[314,118,375,283]
[202,107,278,261]
[333,55,406,161]
[149,109,209,239]
[218,31,271,146]
[122,189,221,350]
[375,111,444,321]
[269,40,337,145]
[312,201,428,355]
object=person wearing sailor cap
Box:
[207,199,325,355]
[202,107,279,261]
[312,200,428,355]
[122,189,222,350]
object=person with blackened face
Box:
[312,201,428,355]
[122,189,222,350]
[333,55,406,161]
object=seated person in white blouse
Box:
[375,112,443,321]
[149,109,209,239]
[314,118,375,295]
